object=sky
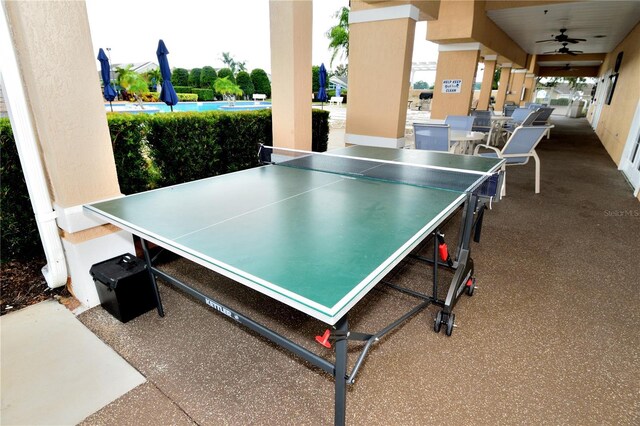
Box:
[86,0,440,83]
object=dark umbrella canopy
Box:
[318,63,328,105]
[156,39,179,110]
[97,48,116,111]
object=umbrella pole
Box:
[109,101,113,112]
[170,105,173,112]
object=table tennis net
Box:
[259,145,500,196]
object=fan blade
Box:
[565,39,586,44]
[536,39,557,43]
[568,51,578,56]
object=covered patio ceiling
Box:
[485,0,640,77]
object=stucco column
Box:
[430,43,480,119]
[524,73,537,103]
[269,0,312,150]
[494,63,512,113]
[505,69,528,106]
[3,1,134,306]
[477,55,497,110]
[344,2,417,148]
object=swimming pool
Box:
[106,101,271,114]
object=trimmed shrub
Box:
[311,109,329,152]
[200,66,217,89]
[236,71,254,99]
[173,86,194,94]
[106,114,159,194]
[214,110,272,173]
[251,68,271,98]
[188,68,202,88]
[172,68,189,86]
[177,93,198,101]
[192,88,215,101]
[550,98,570,106]
[217,68,235,84]
[145,113,224,186]
[0,119,44,259]
[140,92,159,102]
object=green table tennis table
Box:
[85,145,504,425]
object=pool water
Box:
[106,101,271,113]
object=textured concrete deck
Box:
[77,116,639,425]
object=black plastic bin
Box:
[90,253,157,323]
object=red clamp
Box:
[437,232,453,267]
[315,329,332,348]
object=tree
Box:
[188,68,202,87]
[250,68,271,97]
[214,77,243,105]
[236,71,254,99]
[493,69,500,90]
[172,67,189,86]
[333,64,348,77]
[413,80,429,90]
[220,52,246,74]
[217,67,235,84]
[144,68,162,91]
[200,66,217,89]
[312,65,320,93]
[115,65,149,105]
[326,6,349,66]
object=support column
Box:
[431,43,480,119]
[505,69,527,106]
[477,55,497,110]
[3,1,134,306]
[494,63,512,113]
[345,1,418,148]
[269,0,312,150]
[524,73,537,103]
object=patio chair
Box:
[503,108,538,135]
[473,125,551,194]
[531,107,555,138]
[525,103,544,110]
[503,104,518,117]
[413,123,458,152]
[444,115,475,131]
[470,110,492,132]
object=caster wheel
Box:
[445,313,455,336]
[434,310,443,333]
[466,277,476,296]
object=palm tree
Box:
[213,77,243,106]
[326,6,349,67]
[116,65,148,106]
[144,68,162,92]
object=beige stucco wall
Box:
[4,1,121,208]
[431,49,480,118]
[594,22,640,167]
[269,0,312,150]
[505,71,527,105]
[346,7,415,140]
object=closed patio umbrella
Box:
[156,39,179,111]
[318,63,328,109]
[97,48,116,112]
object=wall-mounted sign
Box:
[442,79,462,93]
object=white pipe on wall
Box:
[0,4,67,288]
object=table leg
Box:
[334,316,348,426]
[140,238,165,317]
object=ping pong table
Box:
[84,145,504,425]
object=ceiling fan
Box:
[536,28,586,44]
[553,63,578,71]
[543,42,583,56]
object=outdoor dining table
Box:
[450,130,486,154]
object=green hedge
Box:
[191,88,214,101]
[0,120,44,259]
[0,109,329,260]
[550,98,570,106]
[177,93,198,102]
[173,86,193,94]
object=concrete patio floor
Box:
[2,114,638,425]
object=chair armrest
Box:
[473,144,501,156]
[448,140,461,153]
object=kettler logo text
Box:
[205,298,239,321]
